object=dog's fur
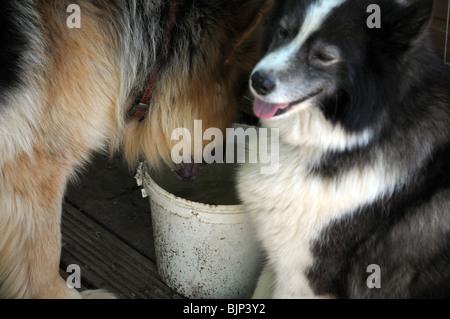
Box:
[237,0,450,298]
[0,0,271,298]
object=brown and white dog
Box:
[0,0,271,298]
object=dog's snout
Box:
[251,71,276,96]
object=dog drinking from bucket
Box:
[0,0,272,298]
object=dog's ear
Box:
[379,0,434,55]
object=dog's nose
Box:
[251,71,276,96]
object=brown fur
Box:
[123,1,273,169]
[0,0,272,298]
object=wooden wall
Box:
[430,0,449,62]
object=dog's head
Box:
[124,0,273,169]
[250,0,434,150]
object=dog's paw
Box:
[80,289,118,299]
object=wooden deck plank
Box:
[61,202,175,299]
[65,154,156,260]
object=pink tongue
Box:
[253,98,289,119]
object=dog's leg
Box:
[5,206,81,299]
[0,151,115,299]
[252,264,275,299]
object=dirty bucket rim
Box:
[143,163,244,213]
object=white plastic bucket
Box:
[141,162,262,299]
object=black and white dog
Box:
[237,0,450,298]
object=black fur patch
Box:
[0,1,27,95]
[307,142,450,298]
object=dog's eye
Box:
[311,52,335,63]
[309,44,340,67]
[309,49,338,67]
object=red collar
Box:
[129,1,179,121]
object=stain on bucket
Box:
[140,162,262,299]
